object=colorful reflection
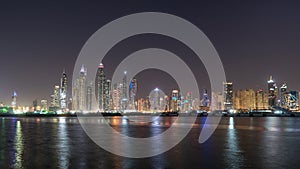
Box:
[14,120,24,168]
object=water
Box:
[1,116,300,169]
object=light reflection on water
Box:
[14,120,24,169]
[57,117,70,169]
[1,117,300,168]
[224,117,244,169]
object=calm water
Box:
[1,116,300,169]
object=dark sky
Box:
[1,0,300,105]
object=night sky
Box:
[1,0,300,105]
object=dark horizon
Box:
[1,0,300,105]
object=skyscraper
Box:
[86,81,93,111]
[104,79,111,112]
[268,76,277,108]
[170,89,179,112]
[11,91,17,108]
[50,85,60,111]
[112,83,120,111]
[95,63,105,111]
[223,82,233,110]
[121,71,128,111]
[73,65,87,111]
[280,82,288,108]
[60,70,67,111]
[128,78,137,110]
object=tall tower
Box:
[73,65,87,111]
[268,76,276,108]
[86,81,93,111]
[104,79,111,112]
[223,82,233,110]
[11,91,17,108]
[60,70,68,111]
[50,85,60,110]
[201,89,209,107]
[121,71,128,111]
[280,82,288,108]
[95,63,105,111]
[170,89,179,112]
[129,78,137,110]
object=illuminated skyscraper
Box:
[121,71,128,111]
[287,91,299,111]
[41,99,48,111]
[60,70,68,111]
[50,85,60,111]
[112,83,120,111]
[73,65,87,111]
[201,89,209,107]
[235,89,256,110]
[104,79,111,112]
[170,89,179,111]
[256,89,269,110]
[280,82,288,108]
[11,91,17,108]
[95,63,105,111]
[128,78,137,110]
[223,82,233,110]
[149,88,166,112]
[86,81,93,111]
[268,76,277,108]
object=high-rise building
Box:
[41,99,48,111]
[256,89,268,110]
[121,71,128,111]
[50,85,60,107]
[86,81,93,111]
[60,70,68,111]
[11,91,17,108]
[201,89,209,107]
[149,88,166,112]
[287,91,299,111]
[73,65,87,111]
[170,89,179,112]
[33,99,38,111]
[280,82,288,108]
[104,79,111,112]
[235,89,256,110]
[268,76,277,108]
[112,83,119,111]
[211,92,224,110]
[128,78,137,110]
[95,63,105,111]
[223,82,233,110]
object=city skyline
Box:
[2,1,300,105]
[2,61,300,113]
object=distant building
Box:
[86,81,93,111]
[223,82,233,110]
[279,82,288,108]
[41,99,48,110]
[255,89,269,110]
[11,91,17,108]
[128,78,137,110]
[170,90,179,112]
[235,89,256,110]
[60,70,68,111]
[287,91,299,111]
[120,71,128,111]
[268,76,277,108]
[211,92,224,110]
[95,63,105,111]
[73,65,87,111]
[50,85,60,109]
[104,79,111,112]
